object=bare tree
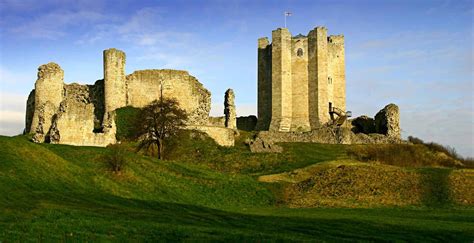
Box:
[135,98,187,160]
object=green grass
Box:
[165,131,348,175]
[0,135,473,241]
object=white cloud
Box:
[0,92,26,136]
[0,110,24,123]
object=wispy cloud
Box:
[10,10,107,39]
[0,66,31,85]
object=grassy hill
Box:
[0,134,473,241]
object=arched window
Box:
[297,48,303,57]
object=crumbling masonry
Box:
[25,48,235,147]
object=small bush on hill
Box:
[104,144,129,173]
[407,136,424,144]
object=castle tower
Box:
[308,27,329,128]
[328,35,346,113]
[269,28,292,132]
[256,26,346,132]
[255,37,272,130]
[30,62,64,141]
[103,48,126,118]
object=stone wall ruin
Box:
[25,48,234,147]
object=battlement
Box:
[328,35,344,44]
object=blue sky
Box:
[0,0,472,156]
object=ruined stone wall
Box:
[208,116,225,127]
[126,69,211,125]
[328,35,346,112]
[257,127,401,147]
[270,28,292,132]
[49,83,115,147]
[224,89,236,129]
[24,90,35,133]
[256,38,272,131]
[30,63,64,142]
[186,125,235,146]
[26,48,227,147]
[291,36,310,131]
[350,103,400,141]
[374,103,400,139]
[104,48,126,118]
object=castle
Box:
[25,26,401,149]
[256,27,346,132]
[25,48,236,147]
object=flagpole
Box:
[284,11,291,28]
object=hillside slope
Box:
[0,135,473,241]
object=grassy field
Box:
[0,135,473,241]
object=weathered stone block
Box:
[375,103,401,139]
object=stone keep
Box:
[256,26,346,132]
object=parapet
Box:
[328,35,344,44]
[258,37,270,48]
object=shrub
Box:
[462,157,474,168]
[104,144,128,173]
[407,136,472,167]
[408,136,424,144]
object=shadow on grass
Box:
[2,191,472,241]
[420,168,453,207]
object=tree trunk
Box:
[157,138,164,160]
